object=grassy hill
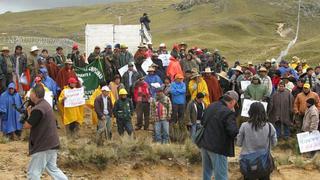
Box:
[0,0,320,65]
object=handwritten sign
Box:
[241,81,251,91]
[241,99,268,117]
[297,131,320,153]
[158,54,171,67]
[64,87,85,108]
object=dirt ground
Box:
[0,109,319,180]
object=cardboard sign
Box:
[241,81,251,91]
[118,64,137,77]
[158,54,171,67]
[64,87,85,107]
[241,99,268,117]
[297,131,320,153]
[141,58,153,74]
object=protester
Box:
[303,67,317,88]
[199,91,239,180]
[56,59,79,90]
[244,76,268,101]
[133,74,151,130]
[180,52,200,72]
[113,89,134,136]
[202,67,222,103]
[257,67,273,96]
[45,56,59,81]
[0,47,14,88]
[27,46,40,80]
[302,98,319,132]
[217,71,231,93]
[0,83,23,139]
[292,78,305,98]
[313,74,320,96]
[170,74,186,124]
[134,44,147,75]
[68,43,85,67]
[188,72,210,106]
[94,85,113,144]
[166,53,183,81]
[150,86,172,144]
[88,46,102,64]
[144,67,163,98]
[109,75,125,101]
[119,44,133,68]
[269,82,294,139]
[237,102,277,180]
[54,46,66,67]
[185,92,205,137]
[58,77,84,138]
[122,62,140,97]
[11,45,27,92]
[151,53,165,77]
[23,84,67,180]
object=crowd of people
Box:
[0,41,320,179]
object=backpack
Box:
[239,123,275,179]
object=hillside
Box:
[0,0,320,64]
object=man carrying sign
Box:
[58,77,84,138]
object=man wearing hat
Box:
[247,61,256,75]
[101,44,113,58]
[28,46,40,80]
[112,43,121,69]
[257,67,273,97]
[145,67,163,98]
[302,98,319,133]
[157,43,168,55]
[170,73,186,124]
[119,44,133,68]
[0,47,15,91]
[199,90,239,180]
[122,62,140,97]
[133,74,151,130]
[67,43,84,67]
[202,67,222,103]
[56,59,79,90]
[88,46,102,64]
[188,71,210,106]
[230,65,243,93]
[185,92,205,137]
[150,86,172,144]
[134,44,147,75]
[180,52,200,73]
[58,77,84,138]
[94,85,113,144]
[151,53,165,78]
[54,47,66,68]
[217,71,231,94]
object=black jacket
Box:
[199,100,238,157]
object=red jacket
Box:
[133,81,150,103]
[166,56,183,81]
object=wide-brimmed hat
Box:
[248,61,253,65]
[65,59,73,64]
[159,43,166,48]
[30,46,39,52]
[138,43,146,48]
[232,66,243,73]
[217,71,229,80]
[1,46,10,52]
[191,72,201,79]
[258,67,268,72]
[203,67,213,74]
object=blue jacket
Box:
[145,74,163,98]
[0,83,23,134]
[42,76,60,97]
[278,67,299,80]
[170,81,186,105]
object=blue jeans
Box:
[190,122,201,138]
[201,148,228,180]
[97,115,112,141]
[28,149,68,180]
[275,121,290,138]
[154,120,169,144]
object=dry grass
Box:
[0,135,9,144]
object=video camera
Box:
[12,99,32,124]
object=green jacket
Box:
[113,98,134,120]
[54,54,66,67]
[119,51,133,68]
[244,84,268,101]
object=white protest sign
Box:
[241,99,268,117]
[44,91,53,107]
[64,87,85,108]
[158,54,171,67]
[297,131,320,153]
[118,64,137,77]
[241,81,251,91]
[141,58,153,74]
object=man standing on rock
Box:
[198,91,239,180]
[24,84,68,180]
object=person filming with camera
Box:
[23,84,67,180]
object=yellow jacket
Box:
[87,86,116,125]
[188,77,210,106]
[58,86,84,126]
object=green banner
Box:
[74,60,104,99]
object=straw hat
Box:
[1,46,10,52]
[217,71,229,80]
[30,46,39,52]
[203,67,213,74]
[191,72,201,79]
[258,67,267,72]
[232,66,243,73]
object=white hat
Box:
[65,59,73,64]
[101,86,111,92]
[159,43,166,47]
[30,46,39,52]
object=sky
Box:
[0,0,130,14]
